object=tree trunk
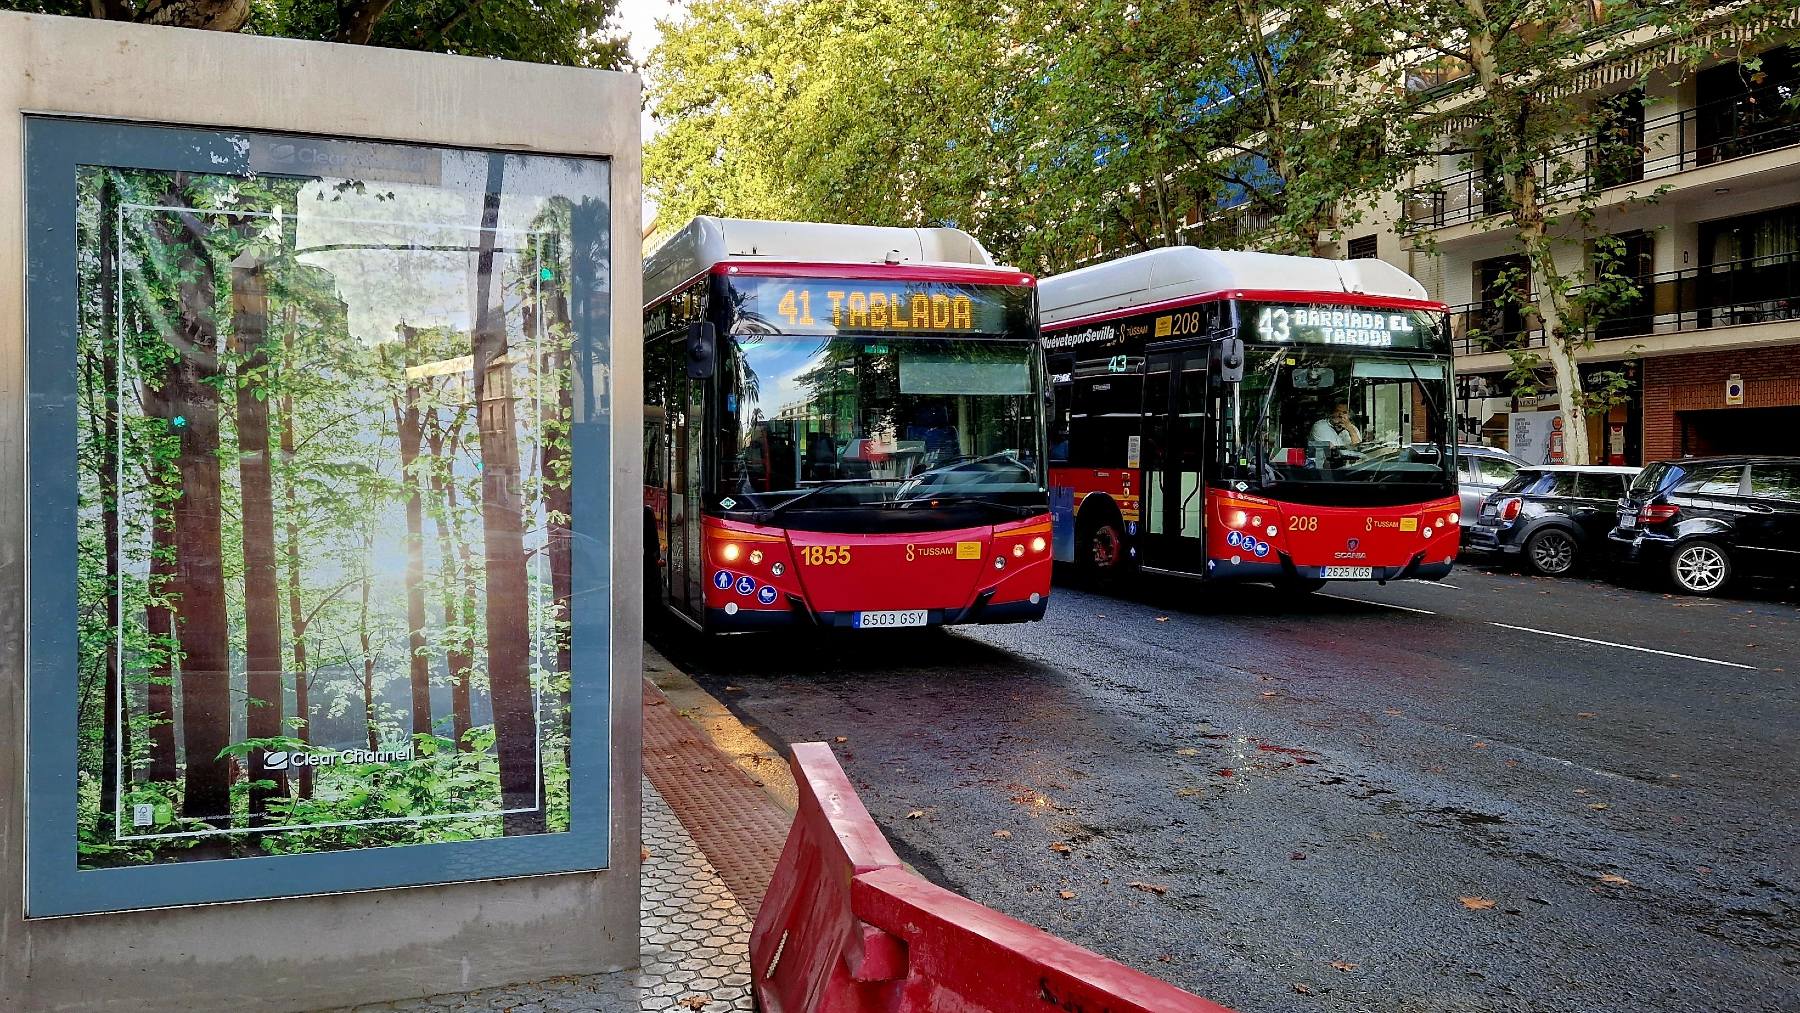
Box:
[426,409,476,750]
[1463,4,1592,465]
[394,327,433,741]
[140,367,180,785]
[541,295,574,728]
[471,158,545,835]
[279,319,314,799]
[97,175,122,825]
[155,191,232,822]
[232,253,286,822]
[360,567,379,753]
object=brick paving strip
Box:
[313,662,795,1012]
[641,675,794,919]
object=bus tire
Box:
[1076,506,1127,586]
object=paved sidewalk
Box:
[319,781,754,1013]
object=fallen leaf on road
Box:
[1261,690,1278,698]
[641,847,652,861]
[725,684,743,692]
[679,997,711,1010]
[699,765,713,773]
[1459,896,1497,910]
[1587,803,1610,810]
[1293,983,1315,995]
[1597,874,1631,886]
[1368,831,1386,841]
[1330,961,1359,972]
[1505,759,1519,768]
[1218,768,1235,777]
[1129,881,1169,895]
[992,830,1012,838]
[1289,851,1307,861]
[906,810,926,819]
[834,736,848,743]
[1573,788,1589,795]
[1059,889,1077,899]
[1155,615,1170,622]
[1176,747,1200,756]
[648,698,666,706]
[1471,742,1488,749]
[1576,712,1597,719]
[1050,842,1073,854]
[1176,787,1203,798]
[1384,708,1403,716]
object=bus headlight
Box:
[1013,543,1025,558]
[1448,512,1460,525]
[1228,510,1247,528]
[722,543,741,562]
[1031,536,1047,553]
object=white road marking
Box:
[1412,579,1461,590]
[1485,622,1756,670]
[1319,593,1438,616]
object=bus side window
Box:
[1069,371,1141,468]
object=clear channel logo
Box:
[263,746,414,770]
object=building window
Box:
[1697,44,1800,166]
[1592,88,1646,189]
[1347,234,1378,260]
[1698,203,1800,328]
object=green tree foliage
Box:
[1382,0,1795,462]
[644,0,1406,271]
[6,0,626,66]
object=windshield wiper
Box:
[1405,360,1449,454]
[757,479,895,521]
[898,495,1038,517]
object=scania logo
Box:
[1346,538,1360,552]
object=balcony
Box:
[1448,252,1800,364]
[1401,87,1800,230]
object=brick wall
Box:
[1641,345,1800,460]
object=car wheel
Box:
[1669,540,1732,596]
[1524,528,1578,576]
[1076,509,1127,587]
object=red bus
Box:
[1039,247,1459,591]
[644,217,1052,632]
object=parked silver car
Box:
[1455,445,1528,535]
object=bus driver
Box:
[1310,403,1363,450]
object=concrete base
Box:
[0,12,643,1012]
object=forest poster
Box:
[72,154,581,868]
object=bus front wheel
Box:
[1077,510,1127,586]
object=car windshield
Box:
[716,334,1044,511]
[1239,346,1454,502]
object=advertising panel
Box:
[26,118,614,915]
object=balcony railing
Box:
[1448,253,1800,359]
[1402,86,1800,230]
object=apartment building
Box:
[1342,32,1800,466]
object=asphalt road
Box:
[652,562,1799,1013]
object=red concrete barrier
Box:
[750,742,1241,1013]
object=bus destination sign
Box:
[729,276,1025,337]
[1243,301,1446,351]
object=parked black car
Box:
[1464,465,1641,576]
[1609,455,1800,596]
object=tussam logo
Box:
[263,746,414,771]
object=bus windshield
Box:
[717,334,1045,513]
[1240,345,1455,500]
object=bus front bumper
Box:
[707,590,1049,632]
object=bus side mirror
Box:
[1219,337,1245,383]
[686,321,716,380]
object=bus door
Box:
[1139,344,1211,572]
[666,361,708,618]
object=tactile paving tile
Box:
[641,678,793,919]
